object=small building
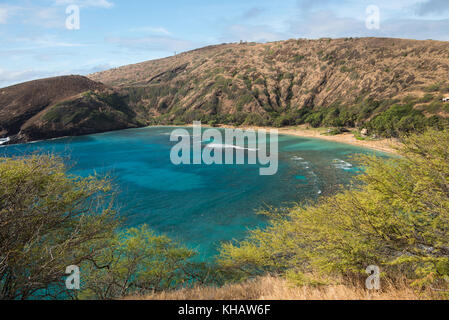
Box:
[360,128,369,137]
[443,97,449,103]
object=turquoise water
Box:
[0,127,385,260]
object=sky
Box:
[1,0,449,88]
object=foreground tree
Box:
[0,155,198,300]
[0,155,119,299]
[79,225,196,300]
[219,129,449,291]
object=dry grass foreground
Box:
[127,276,439,301]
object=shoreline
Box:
[213,125,401,155]
[3,124,401,155]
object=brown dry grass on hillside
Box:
[90,38,449,120]
[0,75,106,136]
[127,276,440,301]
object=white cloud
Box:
[0,63,113,88]
[0,1,114,28]
[220,24,289,43]
[12,35,85,48]
[0,5,64,28]
[129,26,172,36]
[0,8,7,24]
[26,7,65,28]
[0,68,58,88]
[415,0,449,16]
[106,35,197,53]
[74,63,113,74]
[287,8,449,40]
[0,1,114,27]
[31,38,85,48]
[288,10,363,39]
[0,5,21,24]
[379,18,449,40]
[53,0,114,9]
[241,7,265,19]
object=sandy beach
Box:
[277,127,400,154]
[159,124,401,155]
[215,125,401,155]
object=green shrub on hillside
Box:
[365,104,427,137]
[236,93,255,109]
[425,82,443,93]
[219,129,449,292]
[292,55,305,63]
[418,94,434,104]
[243,114,266,126]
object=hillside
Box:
[90,37,449,135]
[2,38,449,144]
[0,75,143,143]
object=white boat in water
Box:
[0,137,10,145]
